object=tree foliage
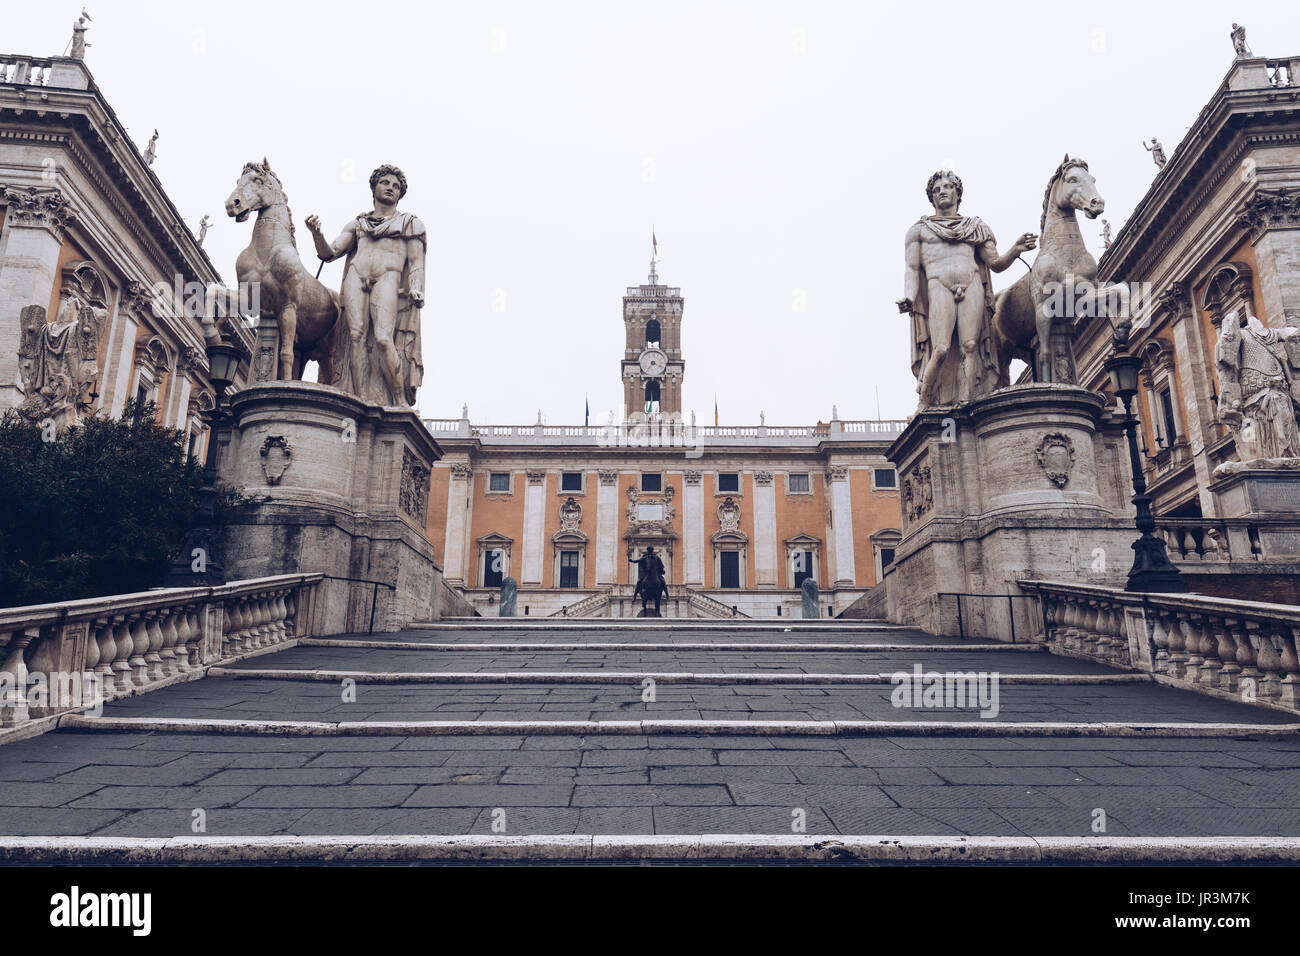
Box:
[0,400,203,608]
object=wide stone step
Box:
[89,675,1293,725]
[227,645,1110,676]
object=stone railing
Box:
[0,574,322,726]
[424,417,909,446]
[0,57,54,86]
[552,590,613,617]
[682,586,751,619]
[1019,580,1300,710]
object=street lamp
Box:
[164,337,242,587]
[1103,329,1187,594]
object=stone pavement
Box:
[3,619,1300,862]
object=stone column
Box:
[521,470,547,585]
[443,462,473,585]
[1240,189,1300,327]
[0,186,77,410]
[683,470,704,585]
[596,469,619,584]
[827,466,855,586]
[752,470,778,587]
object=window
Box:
[483,549,505,588]
[561,472,583,492]
[792,550,814,589]
[489,472,510,492]
[788,473,810,493]
[559,551,580,588]
[873,468,897,489]
[880,548,896,569]
[641,473,662,492]
[718,472,739,493]
[1159,388,1178,448]
[645,319,661,348]
[719,551,740,589]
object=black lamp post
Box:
[1103,331,1187,594]
[164,338,242,588]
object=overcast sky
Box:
[9,2,1297,424]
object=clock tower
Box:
[621,258,685,421]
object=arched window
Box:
[644,380,661,414]
[645,319,661,349]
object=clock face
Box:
[639,349,667,376]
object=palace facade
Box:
[1072,48,1300,601]
[423,266,906,618]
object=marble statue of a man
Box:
[897,171,1036,406]
[306,165,425,406]
[1215,310,1300,467]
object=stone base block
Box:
[883,385,1137,636]
[217,382,445,633]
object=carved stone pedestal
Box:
[883,385,1137,637]
[218,382,443,633]
[1209,466,1300,557]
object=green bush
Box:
[0,400,210,608]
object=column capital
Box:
[2,185,78,240]
[1238,188,1300,243]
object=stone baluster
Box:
[143,611,166,682]
[83,616,102,682]
[222,600,243,657]
[1180,612,1205,684]
[164,608,187,676]
[1149,611,1171,674]
[249,596,268,649]
[272,592,289,643]
[284,590,299,638]
[0,629,37,725]
[93,617,118,694]
[1255,623,1284,702]
[188,607,205,666]
[111,615,135,693]
[1164,608,1188,679]
[1061,599,1082,652]
[1217,618,1245,692]
[126,615,150,687]
[1238,621,1264,699]
[1275,626,1300,708]
[156,609,179,677]
[1198,615,1225,689]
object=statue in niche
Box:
[17,269,108,433]
[1215,310,1300,472]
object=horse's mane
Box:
[1040,156,1089,233]
[242,161,297,248]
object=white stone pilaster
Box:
[521,471,547,584]
[683,471,704,585]
[106,313,139,418]
[596,470,619,584]
[752,471,777,587]
[829,467,855,585]
[443,463,472,584]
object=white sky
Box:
[8,1,1298,424]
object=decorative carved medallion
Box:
[717,496,742,533]
[559,496,583,532]
[259,435,292,485]
[1036,433,1076,488]
[400,448,430,521]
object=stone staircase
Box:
[547,585,752,619]
[1,618,1299,863]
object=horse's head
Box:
[1041,155,1105,231]
[225,159,286,222]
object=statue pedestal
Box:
[217,382,443,633]
[882,385,1136,637]
[1209,466,1300,558]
